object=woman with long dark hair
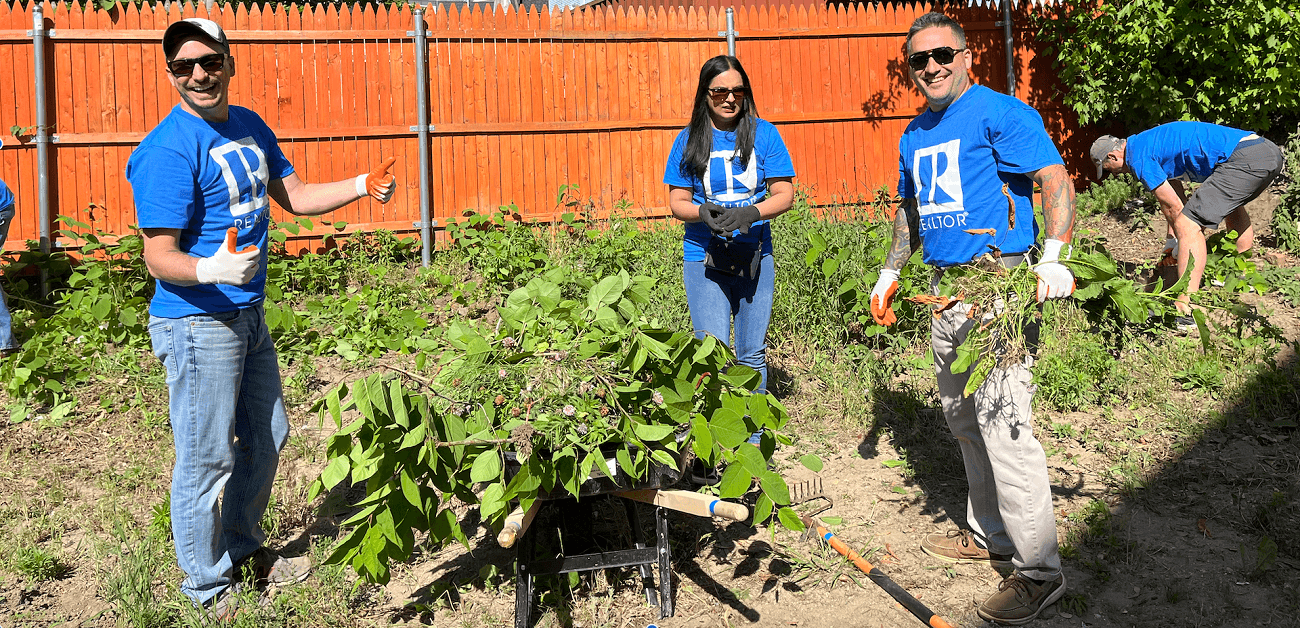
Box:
[663,55,795,443]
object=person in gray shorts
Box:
[1090,121,1282,318]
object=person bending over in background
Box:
[0,178,19,356]
[125,18,396,619]
[1090,122,1283,324]
[869,12,1075,625]
[663,55,795,447]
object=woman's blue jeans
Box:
[0,203,17,350]
[148,305,288,606]
[683,255,775,394]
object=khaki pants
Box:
[931,305,1061,581]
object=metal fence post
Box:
[31,5,50,297]
[410,7,433,268]
[720,8,736,57]
[999,0,1016,97]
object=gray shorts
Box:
[1182,138,1283,228]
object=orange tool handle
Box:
[816,524,956,628]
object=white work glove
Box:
[355,157,397,203]
[1157,237,1178,267]
[1034,238,1075,303]
[195,228,260,286]
[870,268,900,326]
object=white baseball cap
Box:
[162,18,229,59]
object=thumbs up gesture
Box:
[356,157,397,203]
[195,228,260,286]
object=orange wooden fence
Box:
[0,1,1088,250]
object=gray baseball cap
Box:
[163,18,229,59]
[1089,135,1123,179]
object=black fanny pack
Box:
[704,238,762,279]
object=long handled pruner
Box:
[801,515,956,628]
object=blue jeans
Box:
[683,255,775,394]
[0,204,17,350]
[148,305,289,606]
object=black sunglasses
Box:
[707,86,749,103]
[907,46,966,71]
[167,53,227,78]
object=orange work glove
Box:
[870,268,900,326]
[355,157,397,203]
[1156,237,1178,267]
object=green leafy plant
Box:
[9,124,47,138]
[0,216,150,407]
[790,186,931,348]
[14,545,69,582]
[443,208,549,289]
[1075,174,1152,218]
[1034,0,1300,132]
[902,238,1192,396]
[309,269,809,584]
[1260,265,1300,307]
[1035,314,1122,412]
[1270,131,1300,254]
[1202,230,1270,294]
[1173,356,1225,391]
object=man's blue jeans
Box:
[148,305,288,606]
[0,203,18,351]
[683,255,775,393]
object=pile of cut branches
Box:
[309,269,810,584]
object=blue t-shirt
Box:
[897,84,1062,268]
[663,119,796,262]
[0,179,12,210]
[127,105,294,318]
[1125,121,1252,192]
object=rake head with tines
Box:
[788,477,831,518]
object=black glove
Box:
[698,202,728,234]
[714,205,762,235]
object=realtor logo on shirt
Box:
[704,149,759,204]
[911,139,969,232]
[210,137,271,218]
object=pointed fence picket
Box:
[0,0,1086,250]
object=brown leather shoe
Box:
[238,547,311,586]
[977,572,1066,625]
[920,530,1014,567]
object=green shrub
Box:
[1,217,150,411]
[443,207,549,290]
[774,186,932,352]
[1075,174,1151,218]
[1034,0,1300,132]
[1271,131,1300,254]
[1035,314,1121,412]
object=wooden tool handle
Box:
[497,500,540,548]
[707,499,749,521]
[616,489,748,522]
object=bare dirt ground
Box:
[3,192,1298,627]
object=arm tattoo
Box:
[1033,164,1075,242]
[884,198,920,271]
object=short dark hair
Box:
[905,12,966,54]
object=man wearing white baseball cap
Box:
[126,17,399,618]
